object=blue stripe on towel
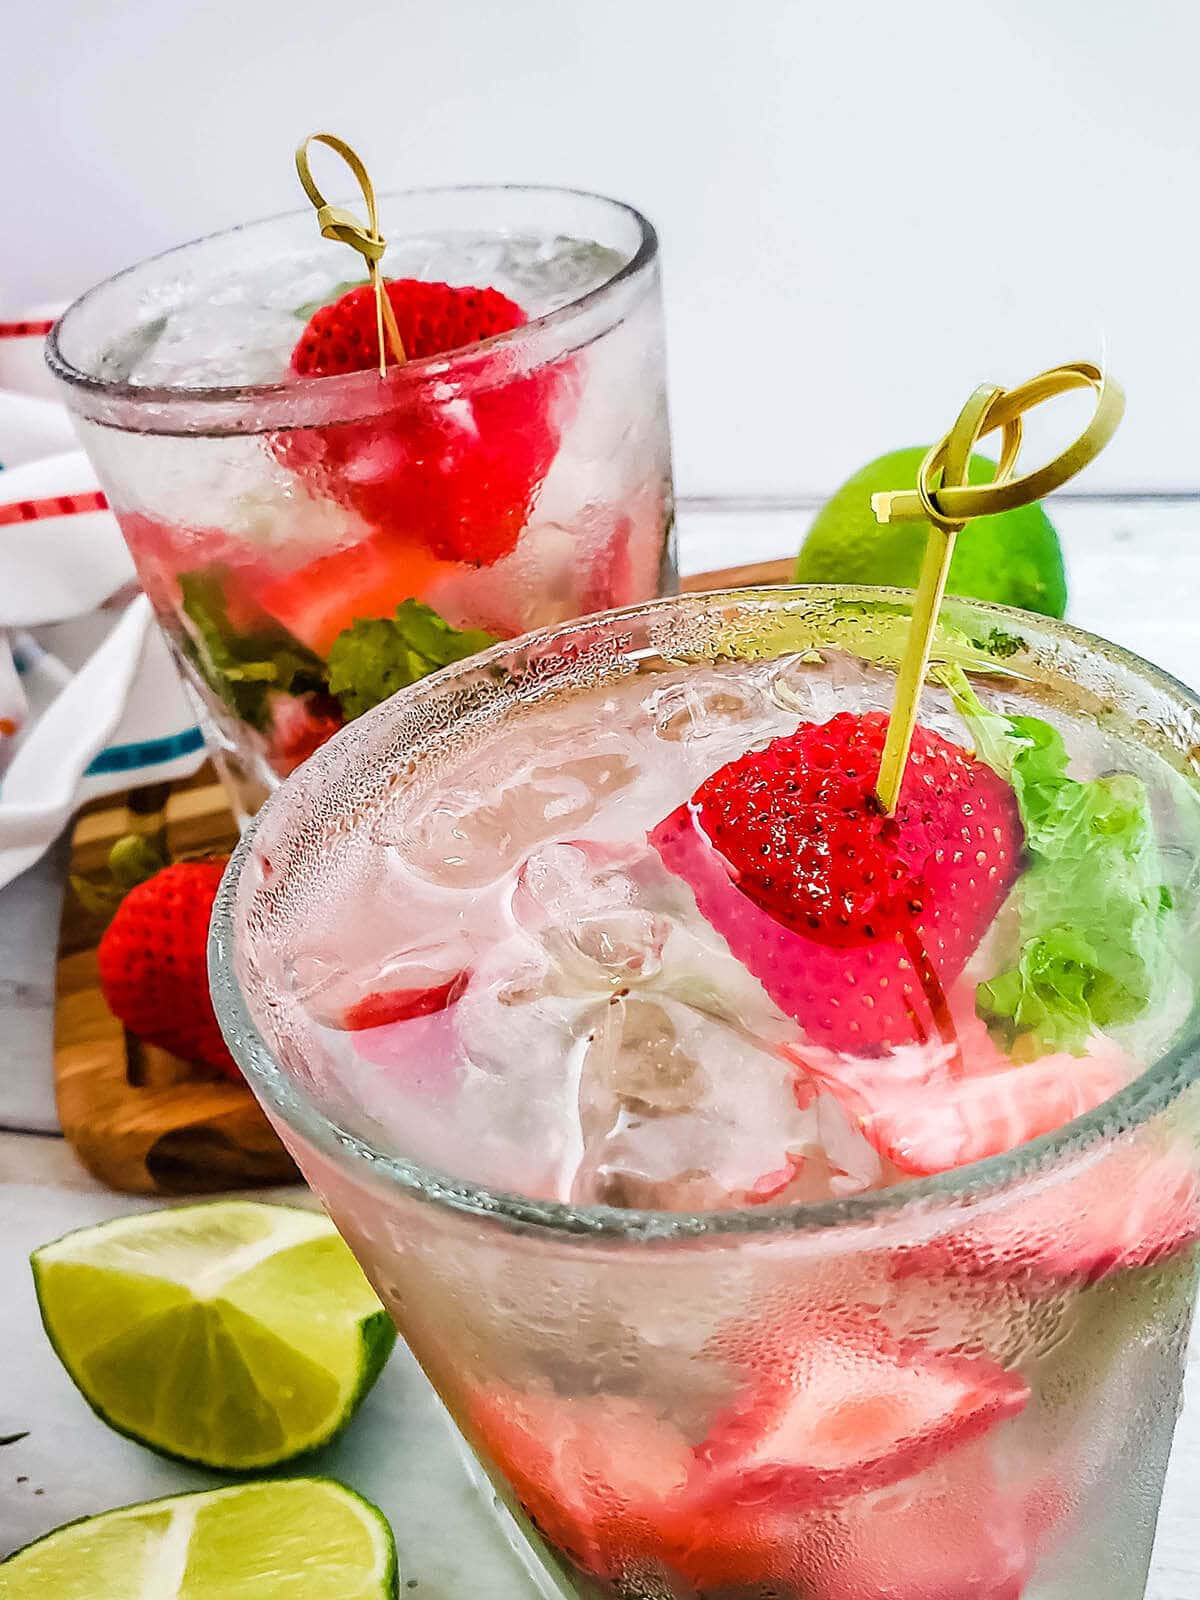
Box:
[84,725,205,776]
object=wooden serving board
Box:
[52,559,794,1194]
[54,773,299,1195]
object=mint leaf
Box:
[969,626,1024,660]
[943,666,1175,1055]
[179,571,328,730]
[328,601,500,720]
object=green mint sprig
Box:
[941,666,1175,1057]
[179,571,329,730]
[327,600,499,719]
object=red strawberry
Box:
[897,1137,1200,1290]
[662,1496,819,1594]
[342,973,467,1032]
[786,1004,1131,1175]
[254,533,461,655]
[265,691,345,778]
[467,1385,695,1580]
[97,859,239,1080]
[346,997,465,1102]
[275,279,563,568]
[670,1445,1032,1599]
[291,280,525,376]
[650,711,1022,1054]
[118,513,270,627]
[579,514,637,614]
[696,1315,1028,1511]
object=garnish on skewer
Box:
[282,131,562,566]
[872,362,1125,812]
[294,132,406,377]
[652,362,1131,1066]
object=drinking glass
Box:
[210,588,1200,1600]
[48,186,673,819]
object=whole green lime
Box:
[794,447,1067,618]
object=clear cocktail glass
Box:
[210,588,1200,1599]
[48,186,673,819]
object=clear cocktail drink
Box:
[212,589,1200,1599]
[49,186,673,817]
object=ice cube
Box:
[127,301,306,387]
[513,839,671,991]
[769,648,896,723]
[488,236,626,314]
[512,835,803,1049]
[296,933,476,1031]
[568,994,829,1210]
[326,946,600,1201]
[430,951,602,1198]
[646,671,777,751]
[582,995,708,1118]
[393,744,637,889]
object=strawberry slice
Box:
[254,533,460,656]
[650,711,1022,1055]
[836,1049,1126,1177]
[466,1386,695,1580]
[662,1497,821,1594]
[1032,1144,1200,1283]
[342,973,468,1032]
[670,1444,1033,1599]
[579,514,637,613]
[344,984,467,1102]
[264,690,345,778]
[787,1006,1132,1175]
[275,279,563,568]
[696,1316,1028,1510]
[898,1137,1200,1290]
[118,511,271,625]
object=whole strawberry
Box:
[97,859,239,1079]
[275,278,564,567]
[651,711,1022,1054]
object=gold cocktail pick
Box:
[873,361,1125,814]
[295,132,407,378]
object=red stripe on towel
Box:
[0,489,109,526]
[0,319,55,338]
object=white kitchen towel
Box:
[0,451,137,627]
[0,345,207,891]
[0,391,78,467]
[0,305,64,401]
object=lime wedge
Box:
[0,1478,398,1599]
[31,1201,395,1471]
[795,447,1068,618]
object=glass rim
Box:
[209,584,1200,1242]
[45,181,659,416]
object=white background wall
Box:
[5,0,1199,496]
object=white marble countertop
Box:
[3,499,1200,1595]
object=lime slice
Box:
[0,1478,398,1600]
[31,1201,395,1471]
[795,447,1068,618]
